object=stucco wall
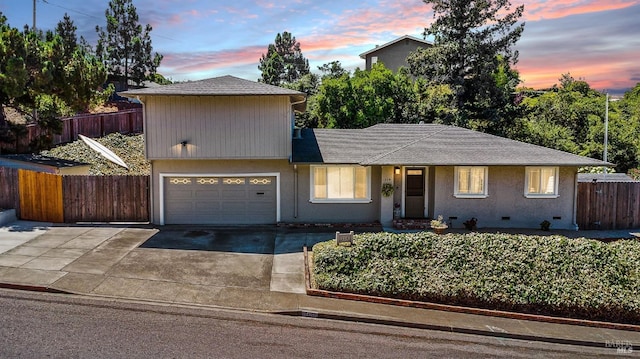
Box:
[293,165,382,224]
[432,166,578,230]
[151,160,382,224]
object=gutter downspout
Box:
[137,95,153,225]
[294,164,298,219]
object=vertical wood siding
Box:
[145,96,291,159]
[577,182,640,230]
[18,169,64,222]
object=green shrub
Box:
[312,232,640,324]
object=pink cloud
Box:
[160,46,265,75]
[522,0,639,21]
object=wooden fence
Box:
[0,169,149,223]
[1,108,143,153]
[63,175,149,222]
[577,182,640,230]
[0,167,19,216]
[18,170,64,222]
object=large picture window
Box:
[454,166,488,198]
[311,166,370,202]
[525,167,558,197]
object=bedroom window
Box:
[311,166,371,202]
[454,166,488,198]
[525,167,559,198]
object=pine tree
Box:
[95,0,162,88]
[258,32,310,86]
[55,13,77,60]
[408,0,525,128]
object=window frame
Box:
[454,166,489,198]
[310,165,372,203]
[525,166,559,198]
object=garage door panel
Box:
[195,189,220,199]
[221,189,248,199]
[164,175,276,225]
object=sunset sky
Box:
[1,0,639,93]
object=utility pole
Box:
[33,0,36,30]
[603,93,609,176]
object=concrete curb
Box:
[303,246,640,333]
[275,309,612,349]
[0,282,73,295]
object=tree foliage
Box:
[408,0,525,130]
[0,12,108,150]
[95,0,162,88]
[520,74,640,173]
[258,32,310,86]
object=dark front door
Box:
[405,169,424,218]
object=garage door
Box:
[164,176,277,224]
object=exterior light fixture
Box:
[394,167,401,175]
[180,140,187,147]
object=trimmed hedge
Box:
[312,232,640,324]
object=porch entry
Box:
[405,168,425,218]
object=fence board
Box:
[1,108,142,153]
[18,169,64,222]
[62,175,149,222]
[577,182,640,230]
[0,167,19,216]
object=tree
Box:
[0,13,108,151]
[95,0,163,88]
[318,61,347,80]
[258,32,310,86]
[407,0,525,129]
[314,63,422,128]
[55,14,77,60]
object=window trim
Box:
[524,166,559,198]
[454,166,488,198]
[310,165,372,203]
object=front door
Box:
[405,169,425,218]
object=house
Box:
[359,35,433,72]
[0,154,90,175]
[120,75,608,229]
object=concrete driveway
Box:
[0,223,379,308]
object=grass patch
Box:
[312,232,640,324]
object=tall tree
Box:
[95,0,163,88]
[55,13,77,60]
[407,0,525,129]
[0,13,107,151]
[258,32,310,86]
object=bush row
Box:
[312,232,640,324]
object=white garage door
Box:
[163,176,277,224]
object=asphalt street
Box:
[0,289,619,358]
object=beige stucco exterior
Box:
[141,95,292,160]
[431,166,578,230]
[150,160,383,225]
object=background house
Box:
[0,154,90,175]
[359,35,433,72]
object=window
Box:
[525,167,558,197]
[371,56,378,65]
[311,166,370,202]
[454,166,488,198]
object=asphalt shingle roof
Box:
[292,123,609,167]
[118,75,306,98]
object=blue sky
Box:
[1,0,639,93]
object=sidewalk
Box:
[0,221,638,352]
